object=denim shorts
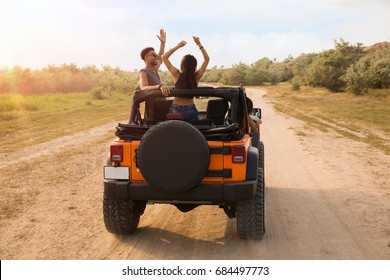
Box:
[169,104,198,121]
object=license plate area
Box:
[104,166,129,180]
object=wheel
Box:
[258,141,264,173]
[258,141,265,187]
[103,194,145,234]
[236,168,265,239]
[137,120,210,194]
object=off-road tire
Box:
[137,120,210,194]
[258,141,264,172]
[236,168,265,239]
[258,141,265,187]
[103,195,144,234]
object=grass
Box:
[0,91,133,153]
[260,83,390,155]
[2,84,389,155]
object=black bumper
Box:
[104,180,257,203]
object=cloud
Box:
[0,0,389,70]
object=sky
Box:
[0,0,389,71]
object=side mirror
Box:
[253,108,261,119]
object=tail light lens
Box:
[110,145,123,163]
[166,113,183,120]
[232,145,246,163]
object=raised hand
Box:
[157,28,166,43]
[192,36,201,45]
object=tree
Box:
[0,64,139,95]
[268,63,293,84]
[221,62,249,85]
[306,39,363,91]
[366,48,390,89]
[342,47,390,95]
[342,63,370,95]
[201,68,224,83]
[247,58,272,85]
[287,53,318,85]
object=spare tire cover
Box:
[137,120,210,194]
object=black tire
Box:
[258,141,265,187]
[137,120,210,194]
[258,141,264,173]
[103,195,145,234]
[236,168,265,240]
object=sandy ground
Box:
[0,88,389,260]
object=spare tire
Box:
[137,120,210,194]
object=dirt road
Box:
[0,88,389,260]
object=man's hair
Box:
[140,47,155,61]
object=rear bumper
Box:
[104,180,257,203]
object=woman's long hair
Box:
[175,54,198,89]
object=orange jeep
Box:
[103,86,265,239]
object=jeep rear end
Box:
[103,87,265,239]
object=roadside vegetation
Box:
[0,91,135,153]
[261,83,390,155]
[0,65,141,153]
[1,39,389,154]
[203,39,390,96]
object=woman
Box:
[161,36,210,121]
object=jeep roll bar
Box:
[120,86,250,141]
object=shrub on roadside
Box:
[91,87,105,100]
[291,82,301,91]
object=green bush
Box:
[291,82,301,91]
[91,87,105,100]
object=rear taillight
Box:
[110,145,123,163]
[232,145,246,163]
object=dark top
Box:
[129,68,162,123]
[140,68,161,86]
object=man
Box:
[129,29,170,123]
